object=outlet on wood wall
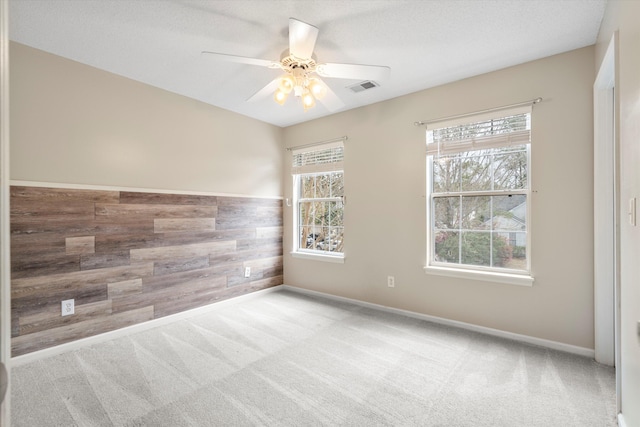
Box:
[10,186,283,356]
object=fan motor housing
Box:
[280,49,317,72]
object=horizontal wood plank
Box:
[12,262,154,300]
[210,246,282,266]
[191,277,282,307]
[12,306,154,356]
[107,278,143,299]
[11,232,66,254]
[11,186,119,204]
[248,275,283,289]
[130,240,236,262]
[141,265,227,291]
[263,265,284,278]
[12,285,108,316]
[11,201,96,223]
[256,226,283,239]
[94,233,161,253]
[215,217,282,230]
[80,251,130,271]
[11,253,80,280]
[153,256,210,276]
[217,197,281,208]
[151,279,232,318]
[111,276,226,314]
[159,229,256,246]
[243,256,283,269]
[18,300,113,336]
[11,219,155,236]
[95,203,217,219]
[66,236,95,255]
[236,237,283,251]
[154,218,216,233]
[120,192,217,206]
[210,261,243,277]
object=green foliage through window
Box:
[428,111,530,272]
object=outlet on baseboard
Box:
[62,299,74,316]
[387,276,395,288]
[244,267,251,278]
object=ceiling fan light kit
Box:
[203,18,390,112]
[273,61,328,111]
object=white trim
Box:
[281,285,593,357]
[290,138,345,155]
[618,413,628,427]
[424,265,533,286]
[11,286,282,367]
[290,251,345,264]
[286,136,347,153]
[432,189,528,198]
[0,0,10,423]
[593,37,617,367]
[593,37,620,421]
[9,180,283,200]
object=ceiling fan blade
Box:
[316,63,391,82]
[246,78,281,103]
[201,51,280,69]
[289,18,319,59]
[318,84,345,112]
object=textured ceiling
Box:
[9,0,607,127]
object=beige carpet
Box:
[11,289,616,426]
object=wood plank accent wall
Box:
[10,186,283,356]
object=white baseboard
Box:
[11,285,283,367]
[618,413,628,427]
[12,283,597,367]
[281,285,596,358]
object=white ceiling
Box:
[9,0,607,128]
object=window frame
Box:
[424,108,534,286]
[290,140,345,263]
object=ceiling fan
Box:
[202,18,390,112]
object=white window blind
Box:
[292,140,344,174]
[426,105,531,156]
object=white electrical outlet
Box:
[244,267,251,278]
[387,276,395,288]
[62,299,74,316]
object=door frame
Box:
[593,32,620,408]
[0,0,11,424]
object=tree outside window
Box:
[427,111,531,273]
[297,171,344,254]
[291,140,345,258]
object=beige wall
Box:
[10,34,612,407]
[10,42,283,197]
[596,1,640,425]
[283,47,596,350]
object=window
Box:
[292,140,345,261]
[426,106,532,280]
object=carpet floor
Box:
[11,288,617,426]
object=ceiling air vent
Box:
[348,80,380,93]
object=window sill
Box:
[424,265,533,287]
[291,251,345,264]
